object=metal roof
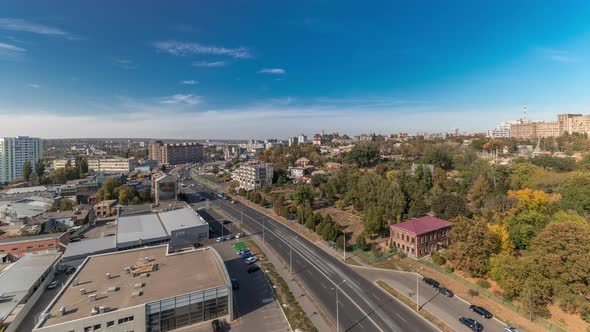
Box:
[0,251,61,320]
[159,208,207,233]
[62,236,117,261]
[116,213,168,247]
[0,232,67,245]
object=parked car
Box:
[504,327,522,332]
[225,235,233,241]
[245,257,258,265]
[422,277,439,288]
[470,305,493,319]
[240,252,253,259]
[235,232,242,239]
[438,286,454,297]
[231,278,239,290]
[47,280,58,289]
[459,316,483,332]
[211,319,223,332]
[216,237,224,243]
[247,265,260,273]
[230,200,236,204]
[236,248,250,255]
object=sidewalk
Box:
[211,205,333,332]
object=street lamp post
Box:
[342,229,346,262]
[289,236,297,275]
[416,266,423,312]
[263,218,266,244]
[335,280,346,332]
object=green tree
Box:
[560,174,590,215]
[467,175,491,214]
[35,159,45,178]
[118,186,137,205]
[432,192,468,220]
[346,142,380,167]
[59,198,73,211]
[363,206,385,237]
[422,145,453,170]
[22,161,32,182]
[355,234,369,251]
[292,183,314,207]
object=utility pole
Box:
[240,205,243,231]
[416,272,419,312]
[335,280,346,332]
[263,218,266,244]
[342,229,346,262]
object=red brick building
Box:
[0,232,70,258]
[390,216,452,258]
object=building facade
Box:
[389,216,452,258]
[0,232,69,258]
[233,161,273,191]
[54,158,138,173]
[149,141,203,166]
[510,113,590,139]
[0,136,43,184]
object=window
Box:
[107,321,114,327]
[93,324,101,330]
[26,246,33,249]
[118,316,134,324]
[84,327,92,332]
[38,244,45,248]
[48,244,54,247]
[11,248,18,251]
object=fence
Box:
[351,246,397,264]
[415,259,569,332]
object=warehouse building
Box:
[34,245,232,332]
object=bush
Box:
[398,250,407,258]
[431,252,447,266]
[355,235,370,251]
[476,279,491,289]
[444,266,454,273]
[468,289,479,297]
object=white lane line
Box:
[395,312,407,323]
[372,292,382,302]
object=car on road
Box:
[504,327,522,332]
[225,235,233,241]
[438,286,454,297]
[470,305,493,318]
[423,277,439,288]
[231,278,239,290]
[240,252,253,259]
[236,248,250,255]
[245,257,258,264]
[211,319,223,332]
[47,280,58,289]
[459,316,483,332]
[247,265,260,274]
[216,237,224,243]
[230,200,236,204]
[235,232,243,239]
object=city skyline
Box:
[3,1,590,138]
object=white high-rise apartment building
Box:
[0,136,43,183]
[233,160,273,191]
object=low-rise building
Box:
[0,251,61,332]
[0,232,70,258]
[94,200,118,218]
[54,158,138,174]
[233,160,273,191]
[389,216,452,258]
[151,173,177,205]
[295,157,311,167]
[34,245,232,332]
[289,166,315,178]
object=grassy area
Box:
[376,280,454,332]
[344,257,363,266]
[243,239,318,332]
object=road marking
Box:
[372,292,382,302]
[395,312,407,323]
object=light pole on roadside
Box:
[263,218,266,244]
[416,266,423,312]
[289,236,297,275]
[341,229,346,262]
[334,280,346,332]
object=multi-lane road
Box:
[184,170,438,332]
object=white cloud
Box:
[0,18,71,37]
[112,57,138,69]
[192,61,226,67]
[540,49,577,63]
[28,83,40,88]
[257,68,286,74]
[0,42,26,52]
[160,94,201,105]
[153,40,252,59]
[181,80,199,85]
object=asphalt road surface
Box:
[195,180,438,332]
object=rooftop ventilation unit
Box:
[98,306,106,314]
[106,272,112,279]
[73,278,79,286]
[124,266,131,274]
[140,273,149,278]
[131,291,143,297]
[88,294,97,301]
[58,306,65,316]
[133,282,144,289]
[80,288,86,295]
[91,306,98,315]
[107,286,119,293]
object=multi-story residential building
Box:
[297,134,307,145]
[233,160,273,191]
[288,137,298,147]
[389,216,452,258]
[510,113,590,139]
[54,158,138,173]
[149,141,203,165]
[0,136,43,184]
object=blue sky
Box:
[2,1,590,139]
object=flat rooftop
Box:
[39,245,227,327]
[159,207,207,233]
[116,213,168,246]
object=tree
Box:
[292,183,314,207]
[488,253,526,299]
[22,161,32,182]
[346,142,380,167]
[467,175,491,214]
[118,186,137,205]
[35,159,45,178]
[355,234,369,251]
[363,206,385,237]
[447,217,500,277]
[422,145,453,170]
[560,174,590,215]
[59,198,73,211]
[432,193,468,220]
[521,272,552,320]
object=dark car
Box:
[438,286,454,297]
[423,277,439,288]
[459,316,483,332]
[470,305,493,319]
[231,278,239,290]
[211,319,223,332]
[247,265,260,274]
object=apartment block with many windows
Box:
[0,136,43,184]
[233,160,273,191]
